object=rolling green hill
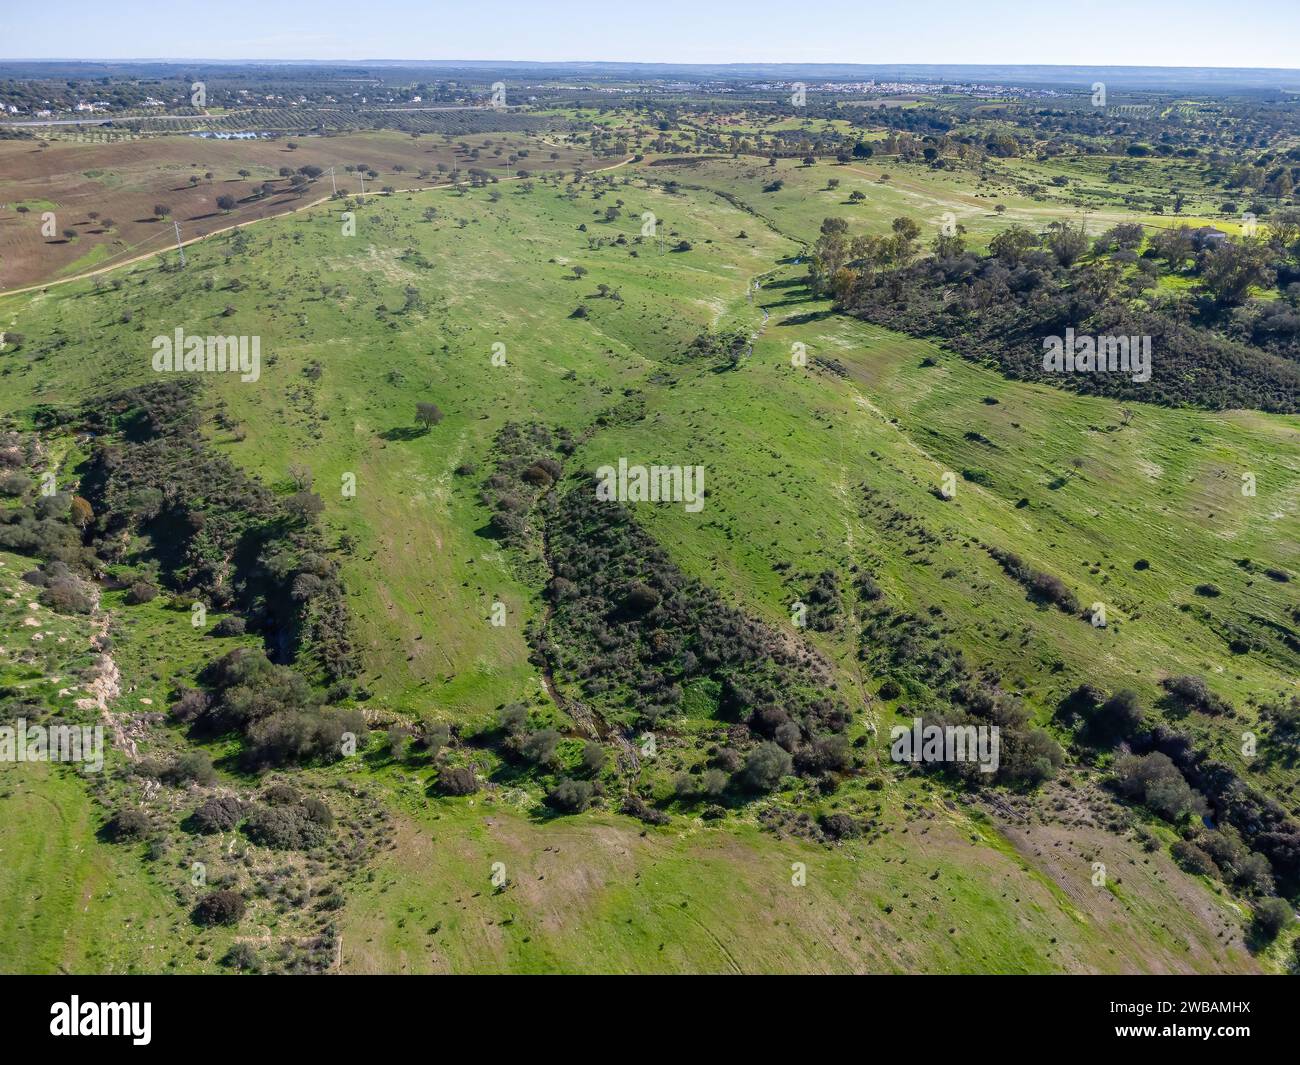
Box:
[1,150,1296,974]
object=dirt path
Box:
[841,165,993,211]
[74,595,134,761]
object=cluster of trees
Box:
[797,570,842,633]
[542,473,853,795]
[187,781,333,851]
[0,432,96,567]
[680,329,751,371]
[807,215,922,297]
[78,381,356,681]
[987,546,1079,614]
[242,784,334,849]
[478,421,572,547]
[4,403,366,951]
[1059,683,1300,909]
[477,420,858,803]
[174,648,365,769]
[449,703,605,814]
[859,597,1064,787]
[815,214,1300,412]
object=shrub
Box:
[106,807,150,841]
[1252,897,1293,941]
[820,812,861,840]
[284,491,325,524]
[221,942,260,971]
[435,765,479,796]
[191,795,243,833]
[243,707,364,768]
[125,581,159,605]
[243,802,330,850]
[519,728,561,766]
[40,577,94,614]
[497,703,529,735]
[988,547,1077,611]
[621,794,670,825]
[69,495,94,528]
[1113,751,1206,821]
[193,889,246,926]
[170,687,210,723]
[262,783,302,806]
[546,777,594,813]
[212,615,247,637]
[581,742,607,774]
[1199,829,1246,874]
[415,402,444,428]
[163,750,217,786]
[711,748,743,774]
[1171,840,1219,878]
[1078,688,1145,746]
[795,735,851,774]
[620,582,660,615]
[698,768,728,797]
[301,796,333,828]
[736,742,793,793]
[1234,852,1276,895]
[1162,675,1232,715]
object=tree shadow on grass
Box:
[777,308,838,326]
[379,425,428,441]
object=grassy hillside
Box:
[1,150,1296,973]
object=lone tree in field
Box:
[415,402,444,430]
[216,194,236,212]
[153,203,171,220]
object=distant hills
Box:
[1,59,1298,91]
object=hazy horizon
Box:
[3,59,1300,72]
[5,0,1299,69]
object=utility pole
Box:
[328,166,337,195]
[173,220,186,267]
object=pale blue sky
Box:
[4,0,1298,69]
